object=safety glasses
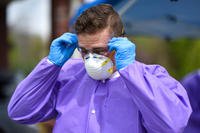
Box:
[77,46,109,57]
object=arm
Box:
[8,58,60,124]
[108,37,192,132]
[119,62,192,133]
[8,33,78,124]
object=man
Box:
[8,4,191,133]
[181,70,200,133]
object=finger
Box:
[108,42,119,51]
[108,37,126,51]
[62,33,78,46]
[52,33,77,47]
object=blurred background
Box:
[0,0,199,133]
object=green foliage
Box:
[131,36,200,80]
[166,38,200,79]
[8,33,48,76]
[130,36,170,66]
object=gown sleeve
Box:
[180,70,200,132]
[7,58,61,124]
[119,61,192,133]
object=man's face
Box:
[77,28,114,59]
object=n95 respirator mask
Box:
[84,53,114,80]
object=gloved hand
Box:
[108,37,136,70]
[48,33,78,66]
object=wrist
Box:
[47,56,64,67]
[116,59,135,70]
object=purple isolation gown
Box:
[181,70,200,133]
[8,58,192,133]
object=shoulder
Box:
[135,61,169,75]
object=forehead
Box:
[78,28,111,49]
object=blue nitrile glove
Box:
[48,33,78,66]
[108,37,136,70]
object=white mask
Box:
[84,53,114,80]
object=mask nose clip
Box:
[84,53,93,60]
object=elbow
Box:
[168,94,193,132]
[7,104,23,124]
[7,102,15,120]
[7,103,56,124]
[167,124,187,133]
[7,111,37,124]
[7,103,32,124]
[167,109,192,133]
[157,120,189,133]
[155,106,192,133]
[166,122,188,133]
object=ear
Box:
[108,50,116,66]
[109,50,115,59]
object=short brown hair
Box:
[74,4,124,37]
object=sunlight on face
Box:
[78,28,111,49]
